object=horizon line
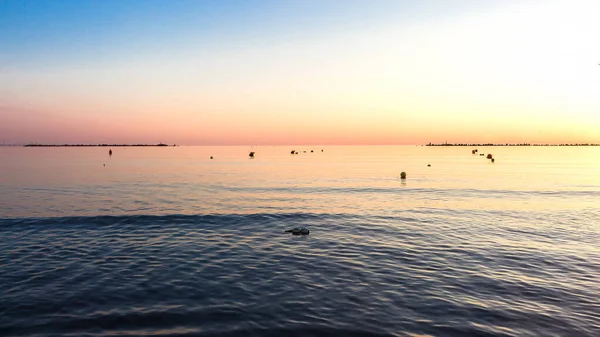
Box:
[2,142,599,147]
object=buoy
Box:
[311,150,313,153]
[487,154,493,159]
[427,164,431,167]
[210,156,213,159]
[291,150,295,154]
[491,158,495,163]
[249,152,255,158]
[285,227,309,235]
[109,149,112,156]
[400,172,407,179]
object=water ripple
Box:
[1,213,599,336]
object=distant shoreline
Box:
[425,143,600,147]
[23,143,174,147]
[1,143,597,147]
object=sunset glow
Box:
[1,0,599,145]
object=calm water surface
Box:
[1,146,599,336]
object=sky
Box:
[1,0,599,145]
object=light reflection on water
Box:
[1,145,600,336]
[1,145,599,217]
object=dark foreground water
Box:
[2,212,599,337]
[1,146,600,336]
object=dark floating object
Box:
[291,150,295,154]
[103,164,105,166]
[311,150,314,153]
[210,156,213,159]
[249,152,255,158]
[427,164,431,167]
[109,149,112,156]
[321,149,323,152]
[487,154,493,159]
[285,227,309,235]
[491,158,495,163]
[400,172,407,179]
[480,154,484,156]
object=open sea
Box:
[1,145,599,337]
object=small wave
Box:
[2,212,599,337]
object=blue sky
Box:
[1,0,501,68]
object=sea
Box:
[1,145,599,337]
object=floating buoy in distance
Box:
[400,172,407,179]
[249,152,255,158]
